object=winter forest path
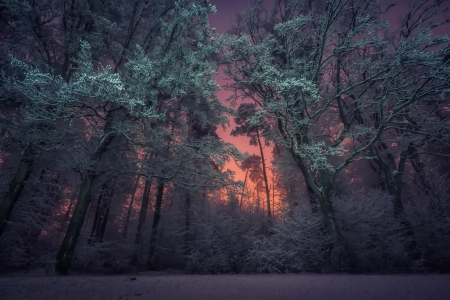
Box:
[1,272,450,300]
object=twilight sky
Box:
[209,0,273,181]
[208,0,277,182]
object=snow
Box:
[1,270,450,300]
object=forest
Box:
[0,0,449,276]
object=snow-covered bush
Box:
[245,205,332,273]
[71,238,135,273]
[186,205,250,274]
[334,189,413,272]
[404,172,450,271]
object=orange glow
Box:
[215,70,282,215]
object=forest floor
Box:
[1,270,450,300]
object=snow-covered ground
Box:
[1,271,449,300]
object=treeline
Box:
[0,0,449,274]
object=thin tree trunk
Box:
[184,190,191,255]
[135,178,152,246]
[131,178,152,266]
[123,152,149,238]
[58,191,77,240]
[0,147,35,238]
[272,184,275,217]
[123,175,141,238]
[147,180,165,270]
[240,168,249,209]
[88,185,105,244]
[408,146,443,214]
[256,130,271,218]
[95,177,116,243]
[394,151,420,259]
[86,176,116,244]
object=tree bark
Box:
[55,173,95,274]
[0,147,35,238]
[135,178,152,246]
[95,177,116,243]
[307,185,319,214]
[88,185,105,244]
[123,153,149,238]
[256,130,271,218]
[184,190,191,255]
[87,176,116,244]
[373,145,420,260]
[55,117,116,274]
[123,174,141,238]
[240,168,249,209]
[147,180,165,270]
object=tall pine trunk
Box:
[239,168,249,209]
[147,180,165,269]
[135,178,152,246]
[184,190,191,255]
[96,177,116,243]
[123,174,142,238]
[256,130,271,218]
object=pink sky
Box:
[209,0,276,182]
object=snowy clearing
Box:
[1,271,450,300]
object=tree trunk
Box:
[55,117,116,274]
[317,189,341,243]
[55,173,95,274]
[256,130,271,218]
[0,147,35,238]
[58,192,77,240]
[123,153,149,238]
[87,177,116,244]
[408,145,443,215]
[88,185,105,244]
[307,185,319,214]
[123,174,142,238]
[373,146,420,260]
[290,148,340,241]
[184,190,191,255]
[135,178,152,246]
[394,151,420,260]
[147,180,165,269]
[240,168,249,209]
[95,177,116,243]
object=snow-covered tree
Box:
[221,0,450,253]
[1,0,242,274]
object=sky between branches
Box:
[207,0,449,183]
